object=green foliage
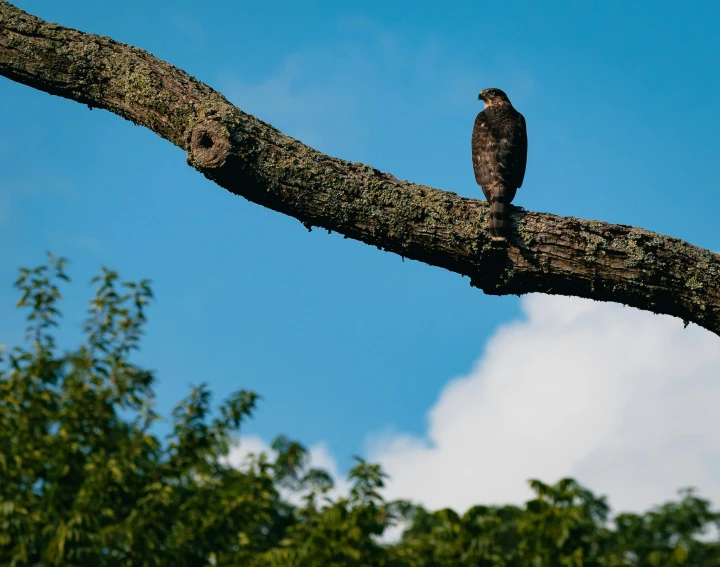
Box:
[0,255,287,566]
[1,255,719,566]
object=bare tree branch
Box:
[2,1,719,336]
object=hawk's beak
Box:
[478,92,484,101]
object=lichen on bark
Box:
[1,0,719,337]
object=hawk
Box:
[471,88,527,240]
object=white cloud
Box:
[225,436,350,505]
[367,294,720,515]
[225,295,720,519]
[224,435,270,469]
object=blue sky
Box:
[2,1,720,512]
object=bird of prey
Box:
[471,88,527,240]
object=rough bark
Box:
[1,1,719,336]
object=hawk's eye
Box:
[489,90,497,96]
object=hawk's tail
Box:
[488,185,510,239]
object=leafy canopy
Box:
[1,255,718,566]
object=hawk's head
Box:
[478,88,511,106]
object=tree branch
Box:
[2,1,719,335]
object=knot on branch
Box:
[188,120,232,169]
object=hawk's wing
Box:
[471,112,495,202]
[472,110,528,193]
[508,113,528,189]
